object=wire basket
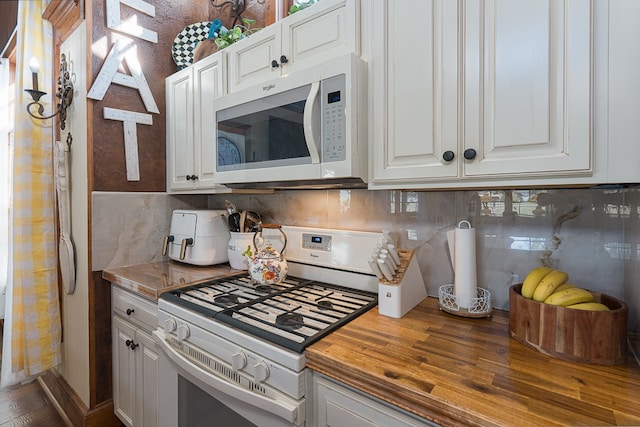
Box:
[438,284,492,318]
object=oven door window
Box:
[178,375,256,427]
[216,84,316,172]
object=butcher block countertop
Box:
[102,260,237,300]
[306,297,640,427]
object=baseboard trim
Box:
[39,370,121,427]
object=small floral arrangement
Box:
[214,18,260,50]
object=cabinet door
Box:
[370,0,459,185]
[113,316,137,427]
[281,0,358,75]
[136,329,159,427]
[463,0,592,177]
[166,67,195,190]
[194,52,226,189]
[227,24,280,93]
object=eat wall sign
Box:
[87,0,158,181]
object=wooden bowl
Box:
[509,284,628,365]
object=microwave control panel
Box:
[322,74,346,162]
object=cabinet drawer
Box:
[314,374,435,427]
[112,286,158,332]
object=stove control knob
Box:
[164,317,177,333]
[176,324,190,341]
[232,351,247,370]
[254,361,270,383]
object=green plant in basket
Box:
[289,0,319,15]
[214,18,260,50]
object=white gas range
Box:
[153,226,384,427]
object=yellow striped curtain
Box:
[1,0,62,386]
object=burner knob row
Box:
[177,324,190,340]
[164,317,177,333]
[254,361,270,383]
[232,351,247,370]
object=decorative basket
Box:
[509,284,628,365]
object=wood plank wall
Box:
[90,0,272,192]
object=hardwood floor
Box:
[0,322,69,427]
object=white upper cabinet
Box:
[166,52,228,193]
[226,0,359,93]
[462,0,591,178]
[370,0,459,183]
[370,0,594,189]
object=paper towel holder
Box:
[438,284,492,318]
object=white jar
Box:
[227,232,255,270]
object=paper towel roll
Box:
[452,221,477,309]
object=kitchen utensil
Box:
[239,210,247,232]
[245,211,262,232]
[246,224,288,284]
[228,212,241,232]
[225,199,236,215]
[55,136,76,295]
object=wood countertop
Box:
[306,297,640,427]
[102,260,238,300]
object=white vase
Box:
[227,232,255,270]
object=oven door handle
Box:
[152,331,302,425]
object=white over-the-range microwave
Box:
[212,54,367,189]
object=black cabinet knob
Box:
[463,148,477,160]
[280,55,289,64]
[186,175,198,181]
[126,308,135,316]
[271,59,279,68]
[442,151,455,162]
[125,339,139,350]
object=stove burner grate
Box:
[255,284,276,293]
[317,300,333,310]
[276,312,305,330]
[214,294,241,307]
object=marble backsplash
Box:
[91,187,640,336]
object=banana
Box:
[532,270,569,302]
[554,283,575,292]
[566,302,610,311]
[521,267,554,298]
[544,287,594,306]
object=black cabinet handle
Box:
[186,174,198,181]
[126,308,135,316]
[125,339,138,350]
[442,151,455,162]
[280,55,288,64]
[463,148,477,160]
[271,59,279,68]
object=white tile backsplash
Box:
[89,187,639,335]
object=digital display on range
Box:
[311,236,322,244]
[327,91,341,104]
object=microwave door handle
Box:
[303,81,321,164]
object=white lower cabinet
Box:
[112,287,159,427]
[312,373,437,427]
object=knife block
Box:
[378,249,428,318]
